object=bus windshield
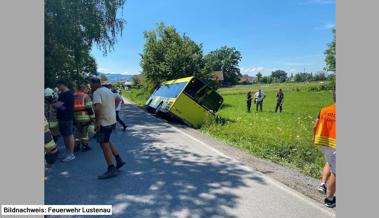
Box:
[153,82,188,98]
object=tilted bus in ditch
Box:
[145,76,223,128]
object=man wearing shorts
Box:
[314,89,336,208]
[53,80,75,162]
[91,78,125,179]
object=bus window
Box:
[153,82,187,98]
[199,90,223,112]
[184,78,205,99]
[184,79,223,112]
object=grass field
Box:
[124,81,334,178]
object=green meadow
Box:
[124,81,334,178]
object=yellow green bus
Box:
[146,76,223,128]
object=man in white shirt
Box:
[112,86,127,131]
[254,89,265,112]
[90,78,125,179]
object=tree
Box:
[256,72,263,83]
[203,46,242,85]
[140,22,207,87]
[45,0,126,88]
[261,76,272,84]
[271,70,287,83]
[294,72,314,82]
[314,71,327,81]
[324,28,336,72]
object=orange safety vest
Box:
[314,103,336,149]
[74,92,87,112]
[74,91,92,123]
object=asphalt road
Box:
[45,102,336,218]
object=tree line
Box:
[139,22,242,90]
[255,70,334,84]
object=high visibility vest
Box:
[74,92,91,122]
[314,103,336,149]
[44,117,57,154]
[44,102,59,136]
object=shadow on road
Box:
[45,103,266,218]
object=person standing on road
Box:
[112,86,127,131]
[73,84,95,152]
[44,88,60,143]
[254,89,265,112]
[44,117,58,166]
[317,163,331,194]
[313,89,336,208]
[275,89,284,113]
[90,78,125,179]
[246,91,252,112]
[53,80,76,162]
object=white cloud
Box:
[97,67,109,73]
[240,66,265,75]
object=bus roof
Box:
[163,76,193,85]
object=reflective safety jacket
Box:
[44,101,59,136]
[44,117,57,155]
[314,103,336,149]
[74,91,95,123]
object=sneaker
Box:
[116,160,126,169]
[318,184,327,194]
[324,196,336,208]
[62,154,76,162]
[98,167,118,180]
[82,145,92,152]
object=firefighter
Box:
[44,88,60,142]
[44,117,58,165]
[73,84,95,152]
[313,89,336,208]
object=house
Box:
[209,71,224,86]
[239,75,256,84]
[124,80,133,86]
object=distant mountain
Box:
[102,73,134,82]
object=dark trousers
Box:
[247,100,252,112]
[256,101,263,112]
[275,101,283,112]
[116,111,126,128]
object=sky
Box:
[91,0,335,76]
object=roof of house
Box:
[239,75,256,83]
[211,71,224,81]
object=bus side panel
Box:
[169,94,212,128]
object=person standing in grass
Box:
[313,89,336,208]
[275,89,284,112]
[254,89,265,112]
[246,91,252,112]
